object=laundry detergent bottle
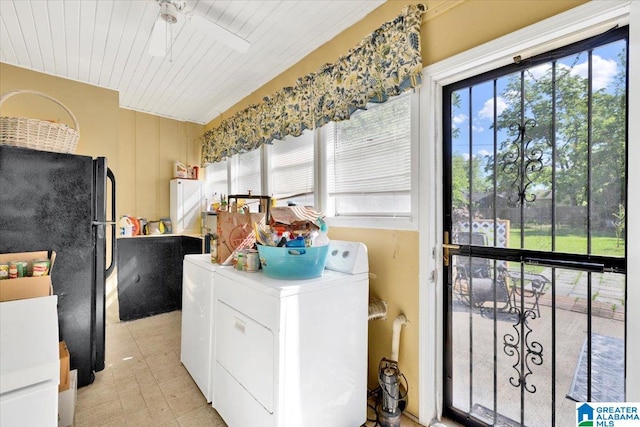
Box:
[314,218,330,246]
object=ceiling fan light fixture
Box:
[148,0,250,59]
[159,2,178,24]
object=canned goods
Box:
[0,264,8,280]
[32,260,50,277]
[245,251,259,272]
[236,252,244,271]
[8,263,18,279]
[17,261,29,276]
[210,234,218,264]
[232,251,238,268]
[9,261,28,278]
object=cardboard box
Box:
[59,341,70,392]
[58,369,77,427]
[0,251,55,302]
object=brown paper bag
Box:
[216,210,265,263]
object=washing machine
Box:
[212,240,369,427]
[180,254,220,403]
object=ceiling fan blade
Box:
[149,17,168,57]
[188,14,250,53]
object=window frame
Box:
[228,148,263,196]
[264,130,316,207]
[206,90,421,231]
[319,91,418,228]
[202,157,229,207]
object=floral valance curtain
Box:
[202,4,425,164]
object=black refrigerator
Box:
[0,145,116,387]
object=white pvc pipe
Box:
[391,314,408,362]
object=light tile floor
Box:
[74,311,225,426]
[74,310,444,427]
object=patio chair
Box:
[454,263,511,311]
[452,232,511,311]
[455,231,491,278]
[504,269,549,317]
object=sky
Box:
[451,39,626,161]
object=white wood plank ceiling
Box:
[0,0,385,124]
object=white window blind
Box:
[268,131,315,206]
[326,93,412,216]
[204,158,229,202]
[230,149,262,196]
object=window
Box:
[203,158,228,208]
[204,92,417,229]
[229,149,262,196]
[267,131,315,207]
[323,93,413,218]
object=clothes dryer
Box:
[212,241,369,427]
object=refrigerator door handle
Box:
[106,168,116,278]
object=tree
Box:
[481,44,626,235]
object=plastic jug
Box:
[314,218,330,246]
[285,235,306,248]
[118,216,134,237]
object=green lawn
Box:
[508,227,625,257]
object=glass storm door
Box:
[442,27,628,427]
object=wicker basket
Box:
[0,90,80,153]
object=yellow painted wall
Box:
[204,0,588,417]
[118,109,202,219]
[0,62,203,222]
[1,62,203,323]
[331,227,420,412]
[0,63,119,163]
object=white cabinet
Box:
[170,179,202,234]
[0,296,59,427]
[180,254,218,403]
[1,381,59,427]
[213,267,369,427]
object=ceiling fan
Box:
[148,0,250,58]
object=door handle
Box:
[443,231,460,267]
[106,168,116,278]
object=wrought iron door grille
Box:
[443,26,628,427]
[502,119,544,206]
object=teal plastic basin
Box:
[257,245,329,280]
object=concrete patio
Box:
[450,267,625,427]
